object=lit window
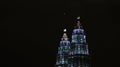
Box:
[72,35,77,43]
[61,58,64,64]
[84,35,86,39]
[78,48,80,54]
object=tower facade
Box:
[56,29,71,67]
[68,17,90,67]
[55,17,90,67]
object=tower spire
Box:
[77,21,81,29]
[61,29,68,40]
[76,16,81,29]
[77,16,80,20]
[64,29,67,32]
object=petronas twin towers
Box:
[55,17,90,67]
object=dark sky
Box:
[0,0,120,67]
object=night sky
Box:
[0,0,120,67]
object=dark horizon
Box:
[0,1,119,67]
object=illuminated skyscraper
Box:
[55,17,90,67]
[68,17,90,67]
[56,29,71,67]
